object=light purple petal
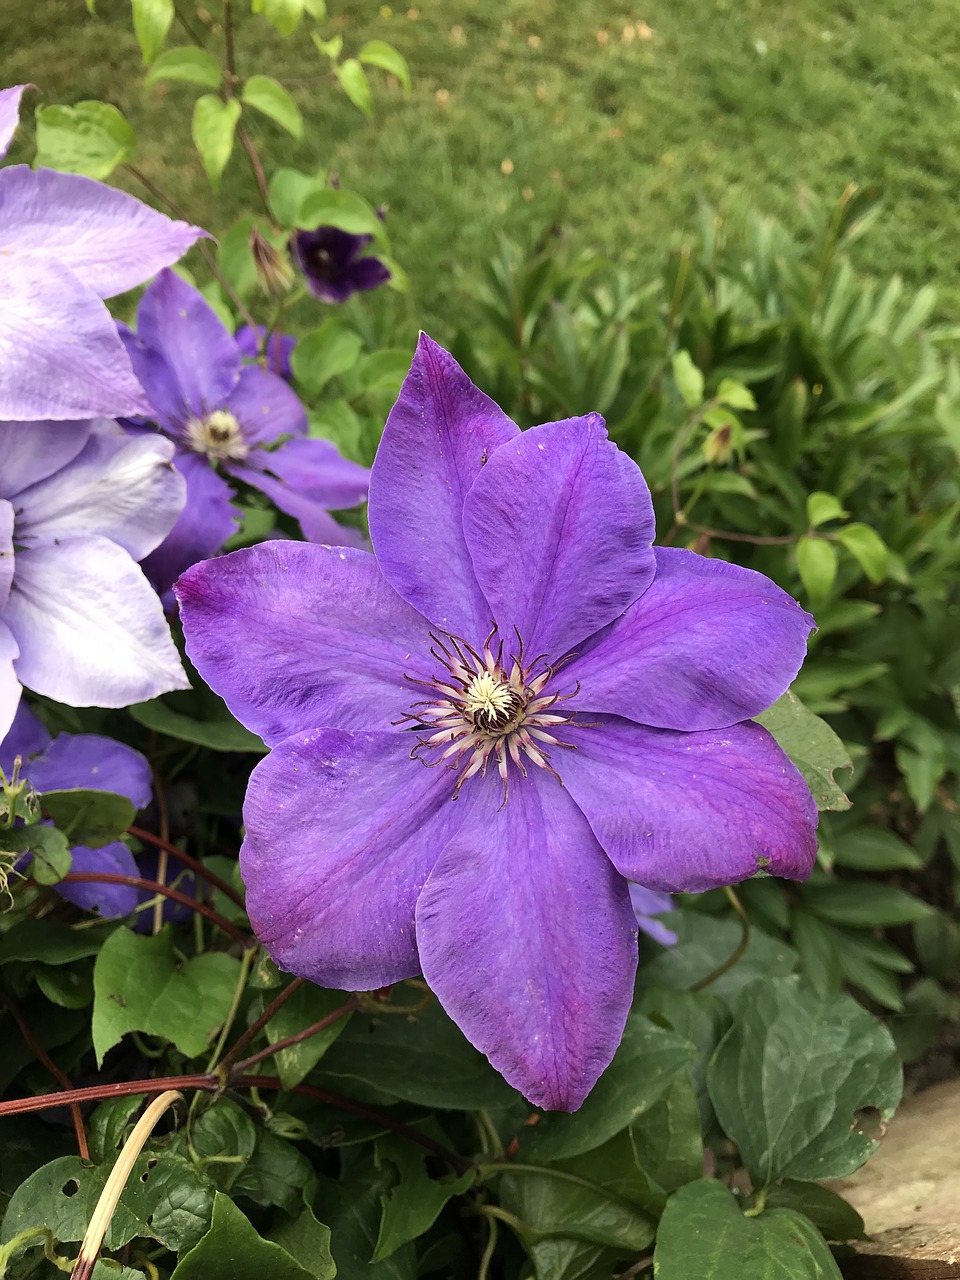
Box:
[15,422,184,561]
[0,498,12,611]
[0,167,205,297]
[27,733,152,808]
[241,728,477,988]
[177,541,432,744]
[243,436,369,507]
[562,716,818,893]
[225,365,306,445]
[0,620,21,741]
[7,536,189,708]
[0,257,151,421]
[0,85,30,160]
[629,884,677,946]
[565,548,816,731]
[462,415,656,659]
[58,842,140,918]
[131,270,240,426]
[142,453,238,602]
[416,770,637,1111]
[236,463,364,546]
[0,701,51,774]
[0,420,92,500]
[368,334,520,636]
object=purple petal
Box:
[0,257,151,421]
[244,437,368,507]
[0,620,21,741]
[0,420,91,500]
[416,771,637,1111]
[241,728,477,987]
[290,227,390,302]
[0,498,12,611]
[629,884,677,946]
[6,536,189,708]
[462,415,656,659]
[132,848,199,930]
[130,269,240,426]
[0,701,51,774]
[237,462,365,546]
[142,453,238,603]
[26,733,152,809]
[566,548,816,730]
[15,422,184,561]
[562,716,818,893]
[236,325,296,380]
[369,335,520,636]
[0,167,205,298]
[0,85,30,160]
[177,541,432,743]
[58,842,139,917]
[224,365,306,445]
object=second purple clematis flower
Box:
[290,226,391,303]
[177,336,819,1111]
[120,270,370,598]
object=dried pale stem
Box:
[128,825,246,910]
[690,884,751,992]
[150,770,170,936]
[59,872,249,947]
[232,995,360,1073]
[69,1090,183,1280]
[217,977,305,1072]
[1,992,89,1161]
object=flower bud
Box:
[702,421,732,465]
[250,225,294,296]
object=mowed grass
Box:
[4,0,960,329]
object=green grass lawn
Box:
[4,0,960,329]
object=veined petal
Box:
[0,420,91,499]
[369,334,520,636]
[7,537,189,708]
[566,548,815,730]
[0,85,30,160]
[27,733,152,809]
[0,167,205,297]
[141,453,238,602]
[177,541,432,743]
[241,728,477,988]
[0,619,22,742]
[59,842,140,918]
[462,415,656,658]
[0,257,150,421]
[15,421,185,561]
[562,717,818,893]
[225,365,306,444]
[416,770,637,1111]
[0,499,13,611]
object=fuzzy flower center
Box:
[185,410,249,462]
[397,627,579,805]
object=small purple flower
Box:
[236,325,297,381]
[0,418,188,741]
[177,336,818,1111]
[290,226,391,303]
[120,270,370,599]
[0,84,205,421]
[629,884,677,947]
[1,702,151,918]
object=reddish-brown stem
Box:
[0,1074,212,1118]
[59,873,249,947]
[0,992,89,1159]
[232,995,360,1073]
[128,825,246,910]
[217,977,305,1071]
[238,127,275,223]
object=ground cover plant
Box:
[1,2,958,1279]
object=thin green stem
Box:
[475,1162,643,1215]
[217,977,305,1074]
[204,946,259,1073]
[477,1212,499,1280]
[691,885,751,992]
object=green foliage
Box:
[34,101,136,179]
[191,95,241,189]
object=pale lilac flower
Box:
[1,702,150,917]
[289,226,390,303]
[177,336,818,1111]
[0,84,205,421]
[0,418,188,740]
[629,884,677,946]
[120,270,370,599]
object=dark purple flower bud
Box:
[289,226,391,303]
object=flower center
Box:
[185,410,249,462]
[397,627,579,805]
[308,247,335,280]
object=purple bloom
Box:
[1,702,151,917]
[0,84,205,422]
[121,270,370,599]
[0,417,188,740]
[289,226,391,303]
[629,884,677,947]
[176,336,818,1111]
[236,325,296,381]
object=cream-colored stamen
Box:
[185,410,249,461]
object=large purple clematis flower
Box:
[0,417,188,740]
[176,336,819,1111]
[289,226,391,303]
[120,270,370,600]
[1,702,151,917]
[0,84,205,421]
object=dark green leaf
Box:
[130,689,265,753]
[373,1125,474,1260]
[4,824,71,884]
[170,1192,315,1279]
[831,827,923,870]
[89,1096,146,1164]
[0,920,115,965]
[233,1131,313,1214]
[188,1099,257,1192]
[262,982,353,1090]
[756,691,853,811]
[637,911,797,997]
[319,1166,418,1278]
[763,1181,865,1242]
[41,789,135,848]
[803,881,932,927]
[629,1070,704,1216]
[269,1201,336,1279]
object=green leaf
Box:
[233,1131,314,1214]
[835,522,888,582]
[291,320,364,396]
[638,911,797,998]
[312,32,343,59]
[131,0,173,62]
[0,919,115,965]
[803,881,932,927]
[254,0,305,37]
[269,1201,336,1279]
[34,101,136,180]
[130,688,264,753]
[89,1095,146,1164]
[373,1125,474,1260]
[192,94,241,189]
[521,1015,696,1161]
[3,824,71,884]
[805,492,847,527]
[654,1179,842,1278]
[791,911,842,998]
[35,961,93,1009]
[707,976,902,1185]
[715,377,757,410]
[831,826,923,870]
[92,927,242,1064]
[672,350,704,408]
[188,1099,257,1192]
[319,1165,418,1278]
[359,40,412,92]
[298,187,385,238]
[145,47,222,89]
[261,982,353,1089]
[171,1192,315,1279]
[762,1181,865,1242]
[796,536,838,602]
[241,74,303,139]
[756,690,852,811]
[41,788,135,848]
[628,1070,704,1216]
[336,58,374,117]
